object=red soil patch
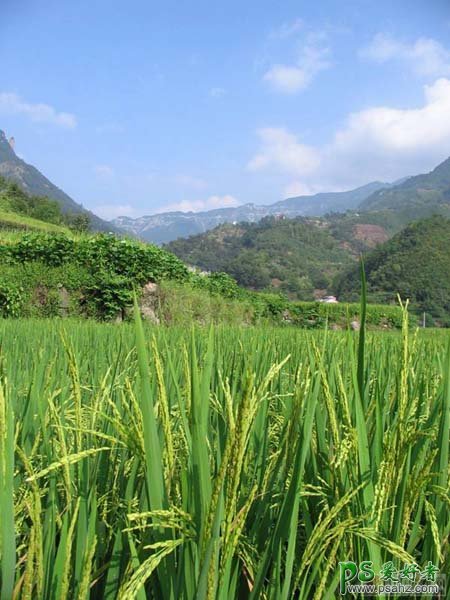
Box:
[353,224,388,247]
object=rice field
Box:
[0,307,449,598]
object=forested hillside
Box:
[336,216,450,324]
[166,214,394,299]
[361,156,450,217]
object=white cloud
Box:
[94,164,115,179]
[247,127,320,175]
[209,87,226,98]
[163,195,239,213]
[263,35,331,93]
[0,92,77,128]
[331,78,450,158]
[94,203,139,220]
[361,34,450,77]
[175,174,208,190]
[263,65,309,94]
[249,78,450,192]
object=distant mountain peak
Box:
[0,129,18,162]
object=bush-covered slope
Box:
[335,216,450,324]
[166,215,391,299]
[0,230,403,328]
[0,233,189,319]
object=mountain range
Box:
[165,154,450,302]
[0,129,115,232]
[2,127,450,248]
[361,156,450,212]
[115,156,450,245]
[112,181,393,244]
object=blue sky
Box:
[1,0,450,219]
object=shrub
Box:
[192,271,242,299]
[1,233,190,283]
[81,273,134,320]
[0,283,24,318]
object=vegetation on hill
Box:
[0,129,117,232]
[361,156,450,216]
[336,216,450,324]
[0,229,402,328]
[166,211,450,325]
[0,233,188,319]
[0,175,91,232]
[166,215,393,299]
[0,208,70,234]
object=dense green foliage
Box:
[0,233,189,320]
[336,216,450,325]
[0,310,449,598]
[166,213,413,301]
[0,175,91,231]
[0,231,403,327]
[167,210,450,324]
[1,233,188,281]
[167,217,356,298]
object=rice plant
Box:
[0,309,449,598]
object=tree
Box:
[29,197,62,224]
[66,213,91,233]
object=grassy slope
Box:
[0,208,71,236]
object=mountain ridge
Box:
[113,181,391,244]
[0,129,117,232]
[361,156,450,212]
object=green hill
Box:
[0,129,118,232]
[0,173,90,235]
[360,156,450,222]
[165,215,393,299]
[335,216,450,324]
[165,210,450,324]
